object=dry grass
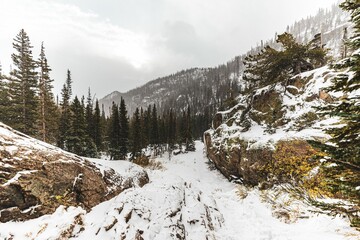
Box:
[146,159,165,170]
[236,185,249,199]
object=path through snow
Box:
[0,141,358,240]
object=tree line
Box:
[0,29,204,159]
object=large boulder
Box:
[0,123,149,222]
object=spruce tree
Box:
[143,105,152,147]
[108,102,121,159]
[119,97,129,159]
[0,63,9,123]
[93,99,103,151]
[8,29,38,135]
[130,107,142,158]
[168,108,176,149]
[67,96,87,155]
[139,107,147,149]
[243,32,327,88]
[58,70,72,150]
[159,114,166,145]
[100,103,108,151]
[37,42,58,143]
[150,104,159,146]
[85,89,94,141]
[311,0,360,227]
[326,0,360,193]
[185,106,194,151]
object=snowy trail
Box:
[157,142,358,240]
[0,141,358,240]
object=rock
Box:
[249,89,284,127]
[213,113,223,129]
[319,90,334,103]
[286,76,309,95]
[0,123,149,222]
[204,133,270,185]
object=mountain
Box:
[99,3,350,118]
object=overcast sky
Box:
[0,0,340,99]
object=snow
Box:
[0,141,358,239]
[2,170,38,186]
[209,65,354,152]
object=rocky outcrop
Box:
[204,67,341,187]
[0,123,149,222]
[204,133,271,185]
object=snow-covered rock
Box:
[0,122,148,222]
[204,65,347,185]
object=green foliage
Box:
[309,0,360,229]
[58,70,73,150]
[93,100,103,151]
[244,32,327,88]
[119,97,129,159]
[7,29,39,135]
[37,42,59,143]
[0,63,10,122]
[293,111,319,130]
[150,104,159,146]
[130,107,142,158]
[108,102,121,159]
[67,96,87,155]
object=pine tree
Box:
[184,106,194,151]
[0,63,9,123]
[100,103,108,151]
[178,110,186,149]
[8,29,38,135]
[311,0,360,227]
[150,104,159,145]
[37,42,58,143]
[168,108,176,149]
[108,102,121,159]
[85,89,94,141]
[119,97,129,159]
[144,105,152,147]
[243,32,327,88]
[139,107,146,149]
[67,96,87,155]
[130,107,142,158]
[93,99,103,151]
[326,0,360,191]
[58,70,72,150]
[159,114,166,144]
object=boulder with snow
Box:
[0,123,149,222]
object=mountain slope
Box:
[99,3,350,118]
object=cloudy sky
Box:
[0,0,339,99]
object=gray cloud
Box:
[0,0,340,99]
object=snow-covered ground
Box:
[0,141,358,240]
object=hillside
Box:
[99,3,350,117]
[205,66,341,183]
